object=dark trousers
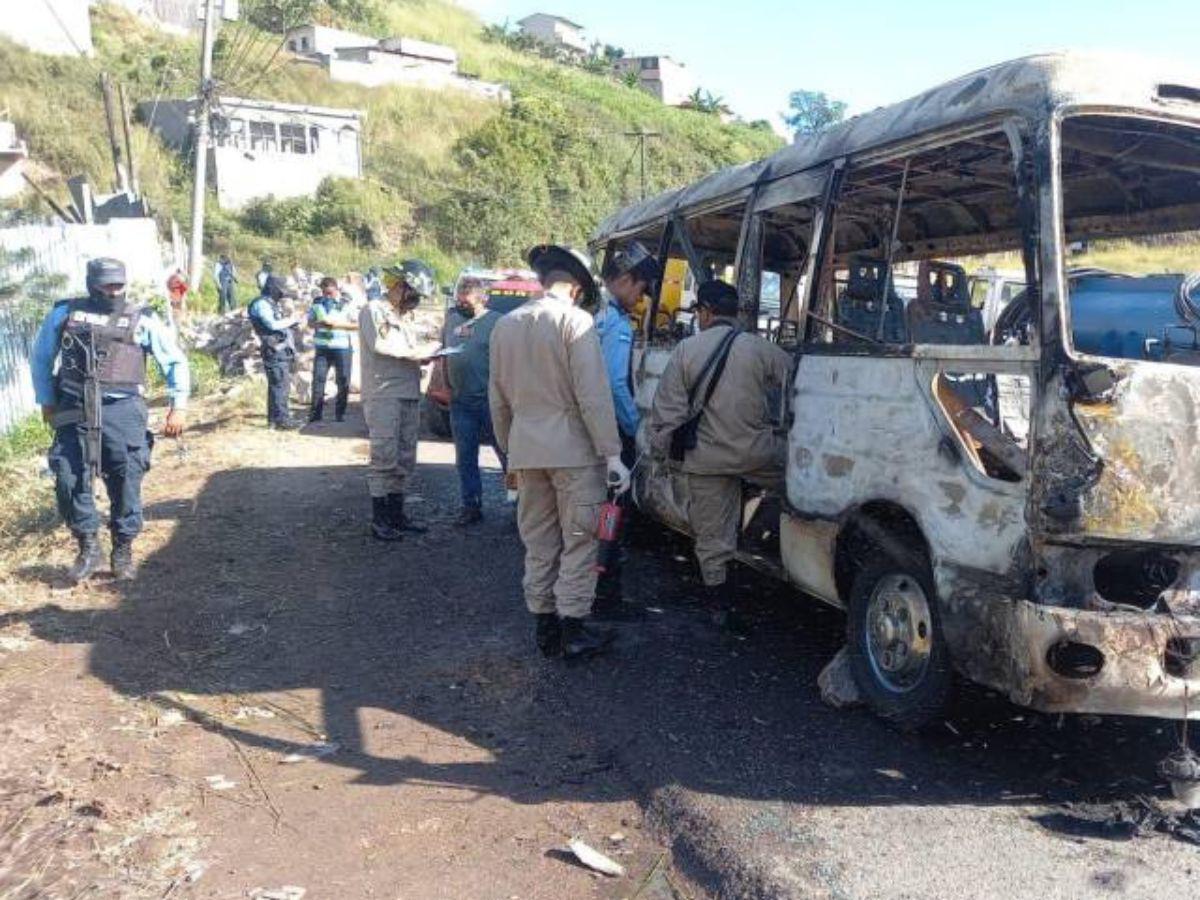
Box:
[450,399,506,509]
[596,432,637,602]
[48,396,149,538]
[218,279,236,314]
[311,347,352,420]
[262,349,293,425]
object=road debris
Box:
[817,647,862,709]
[1160,747,1200,808]
[249,887,306,900]
[1045,798,1200,847]
[279,741,339,764]
[233,705,278,720]
[567,838,625,877]
[204,774,236,791]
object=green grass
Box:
[0,414,51,466]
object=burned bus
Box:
[591,53,1200,730]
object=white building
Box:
[0,122,29,200]
[517,13,589,59]
[0,0,93,57]
[140,96,364,210]
[614,55,695,107]
[286,24,508,102]
[285,23,375,57]
[109,0,239,35]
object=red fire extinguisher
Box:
[594,490,624,574]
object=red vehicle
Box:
[423,275,542,437]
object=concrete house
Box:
[109,0,239,34]
[0,122,29,200]
[614,55,695,107]
[285,25,509,102]
[517,13,589,59]
[140,96,364,210]
[0,0,93,56]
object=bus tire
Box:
[846,548,951,731]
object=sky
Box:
[461,0,1198,132]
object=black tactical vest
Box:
[248,295,295,353]
[56,297,146,400]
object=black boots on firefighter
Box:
[67,533,101,585]
[701,581,749,637]
[110,535,136,581]
[371,496,404,542]
[371,495,428,541]
[388,494,427,534]
[533,614,615,661]
[535,613,561,658]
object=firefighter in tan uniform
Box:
[648,280,793,626]
[359,259,441,541]
[489,245,631,660]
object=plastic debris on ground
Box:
[204,775,236,791]
[279,742,340,764]
[567,838,626,877]
[249,887,306,900]
[817,647,862,709]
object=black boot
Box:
[534,613,561,658]
[389,494,427,533]
[67,533,101,585]
[370,496,404,542]
[702,582,749,637]
[591,580,646,622]
[560,616,615,661]
[110,535,136,581]
[308,405,323,423]
[455,505,483,527]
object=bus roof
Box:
[593,52,1200,243]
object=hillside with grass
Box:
[0,1,781,306]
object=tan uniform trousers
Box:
[687,466,785,587]
[516,464,607,618]
[364,397,420,498]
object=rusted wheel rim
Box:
[865,573,933,693]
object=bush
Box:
[0,414,51,465]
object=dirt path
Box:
[2,389,1199,899]
[0,393,677,899]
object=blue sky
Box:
[463,0,1198,130]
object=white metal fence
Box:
[0,218,171,435]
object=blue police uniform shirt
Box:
[595,297,640,439]
[31,302,191,410]
[308,295,354,351]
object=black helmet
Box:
[382,259,437,301]
[86,257,126,298]
[264,275,288,300]
[527,244,598,308]
[602,241,660,284]
[689,279,740,316]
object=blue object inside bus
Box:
[1069,274,1198,362]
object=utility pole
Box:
[116,81,140,197]
[98,73,128,193]
[187,0,219,298]
[623,128,661,201]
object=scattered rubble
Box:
[1160,747,1200,808]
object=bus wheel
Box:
[846,549,951,731]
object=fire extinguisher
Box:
[594,489,624,574]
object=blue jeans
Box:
[450,400,506,509]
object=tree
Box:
[783,90,847,137]
[684,89,730,117]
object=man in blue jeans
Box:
[308,276,357,422]
[447,280,506,526]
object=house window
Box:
[249,120,278,152]
[310,126,321,152]
[280,123,308,154]
[641,58,656,70]
[301,37,310,50]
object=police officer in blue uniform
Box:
[248,275,302,430]
[593,242,660,617]
[30,257,190,584]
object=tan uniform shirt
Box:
[648,318,794,475]
[489,287,621,469]
[358,300,441,400]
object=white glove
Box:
[606,455,631,496]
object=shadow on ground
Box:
[4,419,1188,837]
